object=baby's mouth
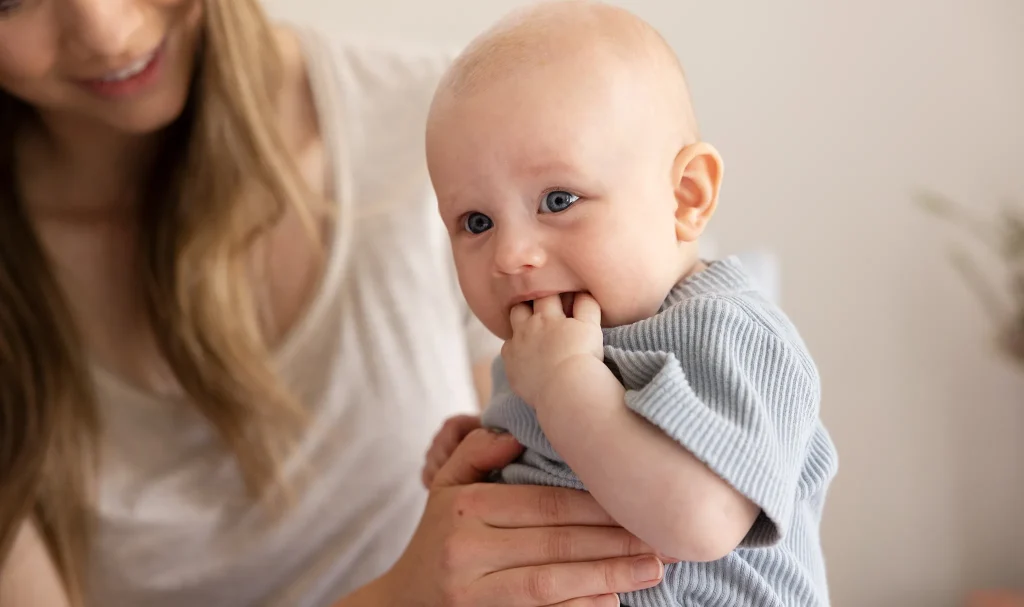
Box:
[526,292,577,317]
[560,292,576,317]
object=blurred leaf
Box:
[999,208,1024,259]
[1000,315,1024,366]
[915,190,1024,369]
[914,189,1000,248]
[914,189,962,218]
[948,245,1008,324]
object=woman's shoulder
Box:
[282,25,454,201]
[287,24,454,124]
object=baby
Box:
[424,2,839,606]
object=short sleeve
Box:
[603,296,826,547]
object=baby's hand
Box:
[421,414,482,488]
[502,292,604,407]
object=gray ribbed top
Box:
[482,256,839,607]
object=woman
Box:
[0,1,668,605]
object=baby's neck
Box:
[683,258,708,279]
[676,251,708,285]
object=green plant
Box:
[916,190,1024,367]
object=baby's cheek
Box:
[489,303,514,340]
[592,274,663,328]
[465,291,510,340]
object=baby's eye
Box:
[539,190,579,214]
[463,212,493,235]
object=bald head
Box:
[432,0,699,142]
[427,2,723,339]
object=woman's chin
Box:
[102,95,192,135]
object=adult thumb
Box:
[432,429,522,488]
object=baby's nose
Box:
[493,231,547,275]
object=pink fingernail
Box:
[632,556,663,582]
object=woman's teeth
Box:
[101,52,155,82]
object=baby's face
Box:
[428,67,688,340]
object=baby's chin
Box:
[598,299,667,329]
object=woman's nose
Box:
[493,228,547,276]
[61,0,146,63]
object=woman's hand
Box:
[422,414,482,488]
[369,428,667,607]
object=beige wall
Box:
[261,1,1024,604]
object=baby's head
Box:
[427,0,723,340]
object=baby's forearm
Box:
[534,356,759,562]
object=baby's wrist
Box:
[536,355,610,410]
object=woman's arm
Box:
[338,429,666,607]
[0,520,70,607]
[535,356,760,562]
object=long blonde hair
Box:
[0,1,319,603]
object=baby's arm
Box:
[533,355,760,562]
[504,293,822,563]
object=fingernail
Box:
[632,556,663,583]
[489,429,518,442]
[486,427,508,435]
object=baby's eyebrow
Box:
[518,158,579,180]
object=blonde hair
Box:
[0,1,320,604]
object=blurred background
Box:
[261,1,1024,605]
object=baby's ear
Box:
[671,142,723,242]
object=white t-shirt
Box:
[86,28,499,607]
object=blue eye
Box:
[540,190,578,214]
[464,212,493,234]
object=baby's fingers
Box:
[571,292,601,326]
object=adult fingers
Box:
[431,415,482,462]
[477,555,664,607]
[442,414,483,441]
[421,462,438,488]
[432,428,523,488]
[422,439,457,486]
[423,440,457,487]
[461,484,619,528]
[551,596,620,607]
[483,525,660,570]
[426,445,451,472]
